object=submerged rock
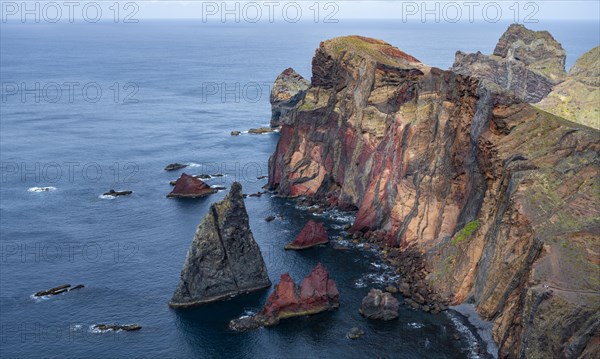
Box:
[230,131,241,136]
[92,324,141,332]
[103,189,132,197]
[285,220,329,250]
[359,288,399,321]
[169,182,271,307]
[346,327,365,340]
[164,163,188,171]
[228,263,339,330]
[34,284,85,297]
[167,173,217,198]
[452,24,566,103]
[270,67,310,127]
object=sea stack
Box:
[167,173,217,198]
[229,263,339,330]
[169,182,271,307]
[285,220,329,250]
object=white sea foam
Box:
[187,162,201,168]
[28,186,56,192]
[408,322,424,329]
[98,194,116,200]
[447,311,483,359]
[30,294,51,302]
[354,278,367,288]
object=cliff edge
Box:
[268,35,600,358]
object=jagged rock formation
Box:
[359,288,399,320]
[228,263,339,330]
[169,182,271,307]
[267,35,599,358]
[167,173,217,198]
[537,46,600,129]
[284,220,329,250]
[270,68,310,127]
[452,24,566,103]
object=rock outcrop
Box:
[270,68,310,127]
[267,35,599,358]
[537,46,600,129]
[165,163,188,171]
[167,173,217,198]
[228,263,339,330]
[169,182,271,307]
[284,220,329,250]
[451,24,566,103]
[92,324,141,332]
[103,189,132,197]
[359,288,399,320]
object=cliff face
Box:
[170,182,271,307]
[451,24,566,103]
[537,46,600,129]
[268,35,600,358]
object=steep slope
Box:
[536,46,600,129]
[267,35,599,358]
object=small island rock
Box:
[167,173,217,198]
[285,220,329,250]
[359,288,399,321]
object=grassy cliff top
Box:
[320,35,422,69]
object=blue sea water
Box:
[0,20,598,359]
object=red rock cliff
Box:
[268,35,600,358]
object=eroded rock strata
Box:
[170,182,271,307]
[451,24,566,103]
[229,263,339,330]
[267,35,599,358]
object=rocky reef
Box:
[270,68,310,127]
[167,173,217,198]
[267,34,599,358]
[169,182,271,307]
[537,46,600,129]
[284,220,329,250]
[452,24,566,103]
[359,288,399,321]
[229,263,339,330]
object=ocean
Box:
[1,19,598,358]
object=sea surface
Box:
[1,20,598,359]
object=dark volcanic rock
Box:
[103,189,132,197]
[34,284,85,297]
[270,68,310,127]
[285,220,329,250]
[167,173,217,198]
[248,127,276,134]
[230,131,241,136]
[228,263,339,330]
[359,288,399,321]
[169,182,271,307]
[164,163,188,171]
[451,24,566,103]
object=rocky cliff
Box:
[537,46,600,129]
[267,35,599,358]
[170,182,271,307]
[270,68,310,127]
[451,24,566,103]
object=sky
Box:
[1,1,599,22]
